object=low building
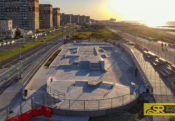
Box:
[39,4,53,29]
[0,19,15,39]
[53,8,61,27]
[0,19,13,31]
[109,18,116,23]
[19,29,33,37]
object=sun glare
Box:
[109,0,175,27]
[142,20,166,27]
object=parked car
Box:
[10,40,15,45]
[6,41,10,45]
[3,42,7,46]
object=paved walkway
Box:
[109,28,175,65]
[130,45,174,96]
[127,44,175,121]
[0,82,21,121]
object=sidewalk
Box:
[0,82,21,121]
[127,44,175,121]
[129,45,174,96]
[109,28,175,65]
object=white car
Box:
[3,42,7,46]
[10,40,15,44]
[7,41,10,45]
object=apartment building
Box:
[71,15,80,24]
[39,4,53,29]
[53,8,61,27]
[61,13,72,25]
[0,0,39,30]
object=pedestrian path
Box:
[127,45,175,121]
[129,45,174,96]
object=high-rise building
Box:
[61,13,72,25]
[53,8,61,27]
[85,16,90,24]
[0,0,39,30]
[79,15,86,25]
[39,4,53,29]
[61,14,90,25]
[71,15,80,24]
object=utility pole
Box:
[18,38,24,101]
[18,38,22,80]
[62,28,64,43]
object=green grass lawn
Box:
[70,27,121,41]
[38,28,53,32]
[71,32,92,40]
[173,80,175,85]
[0,26,74,62]
[112,23,174,42]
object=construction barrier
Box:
[5,106,51,121]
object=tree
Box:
[15,29,22,39]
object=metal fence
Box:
[3,93,175,121]
[31,92,138,111]
[0,44,53,83]
[45,77,138,111]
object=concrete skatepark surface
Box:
[1,41,174,121]
[25,42,145,111]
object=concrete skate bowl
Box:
[42,79,140,117]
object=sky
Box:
[40,0,118,20]
[41,0,175,26]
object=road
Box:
[108,28,175,65]
[0,28,75,81]
[0,27,75,73]
[0,40,64,121]
[0,27,67,51]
